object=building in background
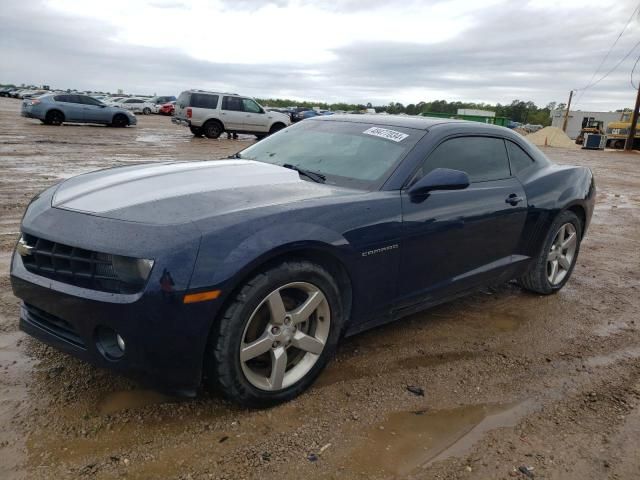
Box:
[550,109,627,139]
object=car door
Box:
[396,135,527,309]
[220,96,245,130]
[241,98,270,132]
[79,96,107,123]
[59,95,85,122]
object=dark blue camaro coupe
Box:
[11,115,595,406]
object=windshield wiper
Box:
[227,152,241,159]
[282,164,326,183]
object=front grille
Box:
[20,233,132,293]
[23,303,85,348]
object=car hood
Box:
[51,160,353,224]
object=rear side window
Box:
[506,141,535,175]
[222,96,243,111]
[418,136,511,183]
[54,95,69,102]
[191,93,219,109]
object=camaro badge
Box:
[16,237,34,257]
[362,244,399,257]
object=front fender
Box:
[189,222,353,292]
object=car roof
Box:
[311,114,470,131]
[311,113,515,134]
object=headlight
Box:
[112,256,154,286]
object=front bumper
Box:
[10,196,217,394]
[12,261,215,394]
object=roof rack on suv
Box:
[189,89,239,95]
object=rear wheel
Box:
[45,110,64,126]
[143,107,151,115]
[203,121,222,139]
[205,261,344,407]
[519,210,582,294]
[269,123,285,135]
[190,126,204,137]
[111,114,129,128]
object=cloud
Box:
[1,0,639,110]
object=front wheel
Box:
[111,114,129,128]
[143,107,151,115]
[205,261,344,407]
[519,210,582,294]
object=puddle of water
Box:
[98,390,174,415]
[344,400,535,477]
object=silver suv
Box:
[173,90,290,139]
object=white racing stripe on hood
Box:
[52,160,301,213]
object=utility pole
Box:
[624,82,640,151]
[562,90,574,133]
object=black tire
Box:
[255,134,266,140]
[143,107,151,115]
[190,126,204,137]
[269,123,285,135]
[45,110,64,126]
[518,210,582,295]
[204,261,344,408]
[203,120,223,139]
[111,114,129,128]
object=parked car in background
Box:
[0,87,15,97]
[293,109,321,122]
[22,90,49,100]
[21,94,137,127]
[119,98,156,115]
[158,101,176,116]
[523,124,543,133]
[10,115,595,407]
[148,96,177,106]
[173,89,290,138]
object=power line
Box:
[631,52,640,89]
[574,2,640,105]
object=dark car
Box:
[10,115,595,407]
[148,95,177,105]
[21,94,137,127]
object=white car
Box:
[118,98,156,115]
[172,90,291,139]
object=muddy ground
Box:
[0,96,639,480]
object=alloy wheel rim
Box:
[546,222,577,285]
[240,282,330,391]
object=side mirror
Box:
[408,168,470,196]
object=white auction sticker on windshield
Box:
[362,127,409,142]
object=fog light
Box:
[96,326,126,361]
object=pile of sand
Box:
[526,126,578,149]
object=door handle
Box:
[505,194,524,206]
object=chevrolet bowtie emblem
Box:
[16,237,34,257]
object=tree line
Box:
[256,98,566,126]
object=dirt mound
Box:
[513,127,528,136]
[527,126,578,149]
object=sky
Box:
[1,0,640,111]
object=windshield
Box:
[237,120,423,189]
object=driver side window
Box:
[242,98,262,113]
[414,136,511,184]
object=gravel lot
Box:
[0,96,639,480]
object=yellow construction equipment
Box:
[604,112,639,149]
[575,118,604,145]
